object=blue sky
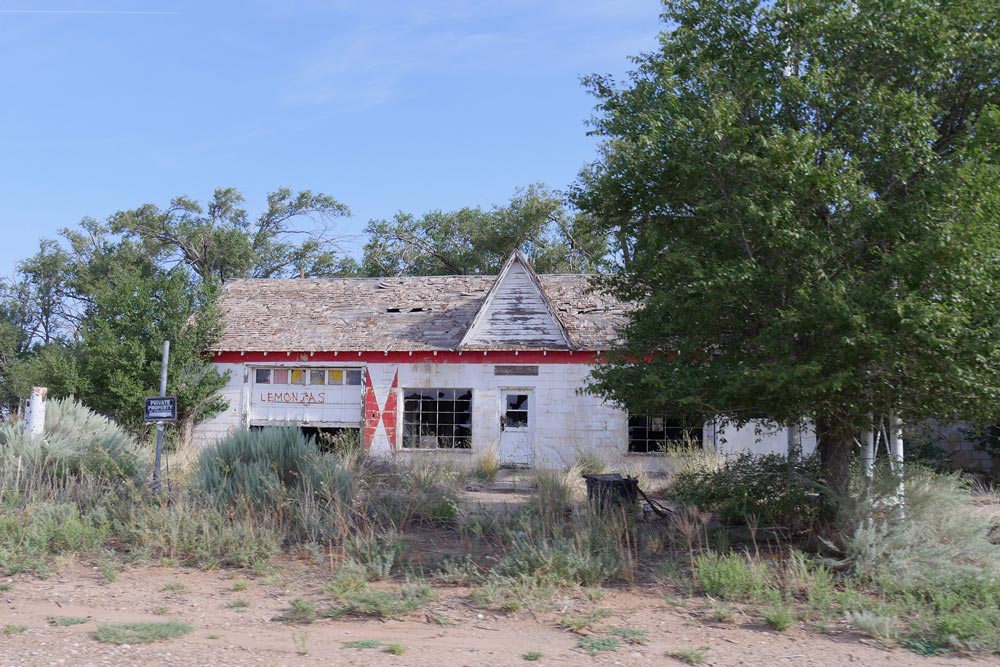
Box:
[0,1,663,277]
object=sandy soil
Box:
[0,561,993,667]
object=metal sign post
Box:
[150,340,170,492]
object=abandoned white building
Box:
[193,252,815,469]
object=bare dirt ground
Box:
[1,560,994,667]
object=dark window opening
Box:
[505,393,529,428]
[250,425,361,454]
[402,388,473,449]
[628,415,703,453]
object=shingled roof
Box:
[212,271,627,353]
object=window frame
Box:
[401,388,473,450]
[627,414,703,454]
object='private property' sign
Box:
[144,396,177,422]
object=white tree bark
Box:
[24,386,47,436]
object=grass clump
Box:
[665,647,708,665]
[47,616,89,627]
[522,651,544,661]
[575,636,620,655]
[93,620,192,644]
[845,610,898,640]
[344,529,402,580]
[280,598,317,624]
[341,639,382,650]
[559,609,612,633]
[762,603,795,631]
[386,643,406,655]
[474,447,502,482]
[609,626,648,644]
[693,552,771,601]
[323,581,433,619]
[3,624,27,635]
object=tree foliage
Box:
[575,0,1000,496]
[362,185,607,276]
[0,186,353,435]
[108,187,351,282]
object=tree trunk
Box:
[816,416,855,506]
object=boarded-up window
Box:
[402,389,472,449]
[628,416,702,453]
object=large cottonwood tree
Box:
[575,0,1000,500]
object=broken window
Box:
[627,415,702,453]
[402,388,473,449]
[505,393,529,428]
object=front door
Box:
[499,389,533,466]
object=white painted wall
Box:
[710,419,817,457]
[194,360,818,469]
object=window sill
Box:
[397,448,473,453]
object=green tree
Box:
[362,184,607,275]
[575,0,1000,501]
[73,250,228,442]
[107,187,352,282]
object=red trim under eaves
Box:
[210,350,605,364]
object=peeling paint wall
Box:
[194,360,815,468]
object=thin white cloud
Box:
[0,8,175,14]
[279,1,661,112]
[282,22,519,111]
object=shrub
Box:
[667,453,830,529]
[762,603,795,631]
[834,470,1000,590]
[846,610,898,640]
[197,428,351,507]
[0,502,111,574]
[344,529,402,580]
[0,398,145,487]
[119,500,280,568]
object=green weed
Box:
[93,621,192,644]
[341,639,383,650]
[280,598,317,624]
[575,636,620,655]
[610,626,648,644]
[694,552,771,601]
[47,616,89,627]
[665,647,708,665]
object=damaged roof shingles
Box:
[213,274,627,353]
